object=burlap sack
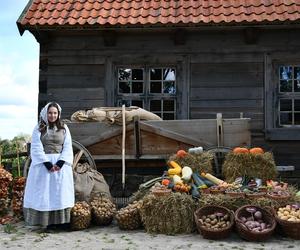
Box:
[71,106,162,123]
[73,163,112,202]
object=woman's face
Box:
[47,106,59,123]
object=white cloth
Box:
[23,124,74,211]
[40,102,62,125]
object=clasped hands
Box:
[50,165,61,172]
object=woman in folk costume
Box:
[23,102,74,229]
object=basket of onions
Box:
[235,205,276,241]
[194,205,235,240]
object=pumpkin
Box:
[233,147,249,154]
[176,149,187,158]
[161,179,170,186]
[249,147,264,154]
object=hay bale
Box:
[140,192,196,234]
[222,152,277,183]
[169,152,213,174]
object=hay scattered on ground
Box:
[140,192,196,234]
[222,152,277,183]
[169,152,213,174]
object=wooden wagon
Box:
[66,114,251,196]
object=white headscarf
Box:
[40,102,62,125]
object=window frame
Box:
[265,53,300,140]
[115,66,178,120]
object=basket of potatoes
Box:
[71,201,91,230]
[90,196,117,226]
[194,205,235,239]
[235,205,276,241]
[115,200,143,230]
[275,204,300,239]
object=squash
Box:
[201,172,225,186]
[176,149,187,158]
[233,147,249,154]
[167,161,182,176]
[173,175,183,185]
[249,147,264,154]
[181,166,193,182]
[161,179,170,186]
[192,173,207,189]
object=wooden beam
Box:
[243,27,259,45]
[139,121,212,147]
[133,116,141,159]
[103,30,117,47]
[173,29,187,45]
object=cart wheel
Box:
[206,146,232,177]
[23,140,96,178]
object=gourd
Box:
[176,149,187,158]
[181,166,193,182]
[201,172,225,186]
[167,161,182,176]
[233,147,249,154]
[173,174,183,185]
[249,147,264,154]
[192,173,207,189]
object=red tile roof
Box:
[18,0,300,29]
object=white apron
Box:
[23,124,74,211]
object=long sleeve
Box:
[30,125,48,166]
[57,124,73,167]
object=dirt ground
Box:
[0,221,299,250]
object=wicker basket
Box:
[209,187,225,195]
[274,208,300,239]
[151,189,172,197]
[245,192,266,199]
[225,191,245,198]
[194,205,234,240]
[235,205,276,241]
[266,192,291,202]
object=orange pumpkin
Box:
[176,149,187,158]
[233,147,249,154]
[249,147,264,154]
[162,179,170,186]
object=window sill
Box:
[266,128,300,140]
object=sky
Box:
[0,0,39,140]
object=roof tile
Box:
[18,0,300,28]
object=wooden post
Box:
[216,113,224,147]
[133,116,141,159]
[16,143,20,177]
[121,105,126,190]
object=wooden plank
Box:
[48,87,105,100]
[190,87,263,100]
[67,122,134,147]
[47,65,105,76]
[133,116,141,159]
[266,129,300,140]
[190,100,263,108]
[190,53,264,63]
[47,75,105,88]
[92,154,168,160]
[139,121,213,147]
[48,56,105,65]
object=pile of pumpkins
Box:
[233,147,264,154]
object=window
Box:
[265,54,300,140]
[116,67,177,120]
[278,65,300,126]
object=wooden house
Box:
[17,0,300,183]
